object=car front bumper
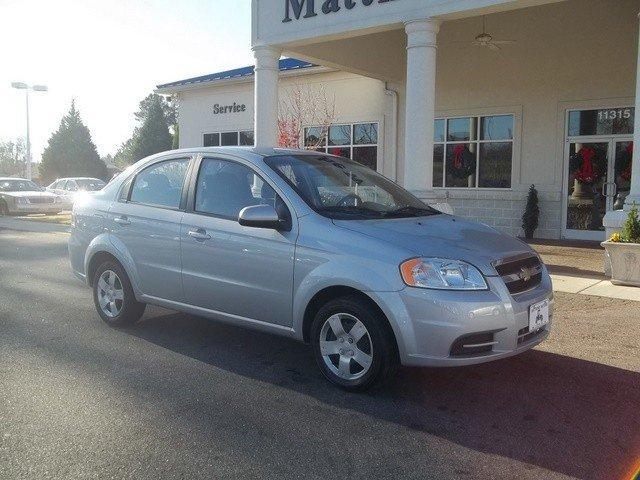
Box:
[9,203,63,215]
[372,268,554,367]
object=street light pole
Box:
[11,82,47,180]
[25,87,31,181]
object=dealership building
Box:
[157,0,640,241]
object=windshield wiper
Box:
[317,205,384,217]
[383,205,440,218]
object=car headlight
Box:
[400,258,488,290]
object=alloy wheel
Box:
[319,313,373,380]
[97,270,124,318]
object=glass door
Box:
[612,140,634,211]
[563,107,634,240]
[565,141,610,238]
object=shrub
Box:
[522,185,539,239]
[621,205,640,243]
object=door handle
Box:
[187,229,211,241]
[114,216,131,225]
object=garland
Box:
[616,142,633,181]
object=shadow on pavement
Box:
[545,264,607,280]
[128,310,640,480]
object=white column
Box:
[624,13,640,209]
[253,46,281,148]
[403,19,440,193]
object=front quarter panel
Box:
[292,215,413,340]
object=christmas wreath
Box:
[449,144,476,179]
[570,147,605,184]
[615,142,633,182]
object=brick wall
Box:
[421,190,563,239]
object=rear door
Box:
[180,156,296,327]
[109,156,192,302]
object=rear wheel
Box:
[0,201,8,216]
[92,261,145,326]
[311,295,397,391]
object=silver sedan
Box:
[69,148,553,390]
[0,178,63,216]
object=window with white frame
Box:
[303,123,379,170]
[203,130,254,147]
[433,114,514,189]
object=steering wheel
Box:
[337,193,363,207]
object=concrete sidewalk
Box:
[529,240,640,301]
[550,274,640,301]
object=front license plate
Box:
[529,299,549,332]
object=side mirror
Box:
[238,204,287,230]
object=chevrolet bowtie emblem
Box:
[519,266,534,282]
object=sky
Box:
[0,0,253,162]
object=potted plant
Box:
[602,205,640,286]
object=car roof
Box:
[139,147,331,166]
[55,177,104,181]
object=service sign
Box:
[213,103,247,115]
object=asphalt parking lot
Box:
[1,218,639,480]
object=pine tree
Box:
[39,101,107,183]
[129,95,173,162]
[622,205,640,243]
[522,184,539,239]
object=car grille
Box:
[493,254,543,295]
[27,197,54,204]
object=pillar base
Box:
[602,209,629,275]
[410,189,454,215]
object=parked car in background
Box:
[69,148,553,391]
[47,177,106,209]
[0,177,63,216]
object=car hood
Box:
[1,191,56,198]
[333,214,535,276]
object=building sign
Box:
[568,107,635,137]
[213,103,247,115]
[283,0,396,23]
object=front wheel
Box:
[92,260,145,327]
[311,295,397,391]
[0,201,9,216]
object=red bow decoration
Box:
[574,147,597,183]
[453,144,466,169]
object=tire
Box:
[92,260,145,327]
[0,201,8,216]
[311,295,398,391]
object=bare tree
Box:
[278,83,335,149]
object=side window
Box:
[195,158,279,219]
[58,180,67,190]
[67,180,78,192]
[130,158,190,208]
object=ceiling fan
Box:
[450,16,515,51]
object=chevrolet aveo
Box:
[69,148,553,390]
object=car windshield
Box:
[265,154,440,220]
[76,179,105,191]
[0,180,42,192]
